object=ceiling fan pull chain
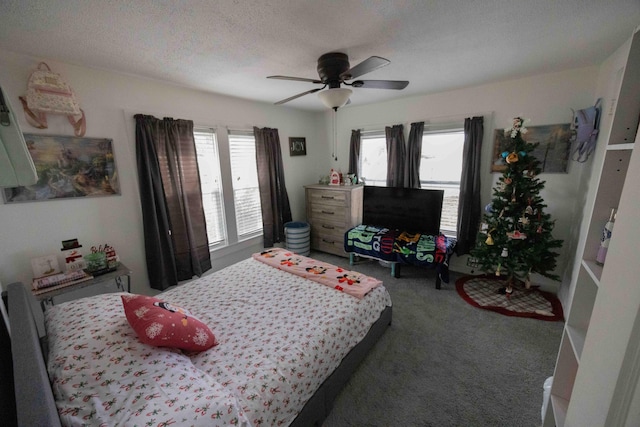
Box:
[333,109,338,161]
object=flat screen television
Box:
[362,186,444,235]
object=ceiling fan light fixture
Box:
[318,88,352,110]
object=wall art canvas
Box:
[491,123,572,173]
[289,137,307,156]
[3,134,120,203]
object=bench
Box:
[344,225,456,289]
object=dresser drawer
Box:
[308,203,348,225]
[308,188,349,207]
[311,224,344,243]
[312,221,343,235]
[311,234,346,256]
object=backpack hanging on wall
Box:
[18,62,86,137]
[571,98,602,163]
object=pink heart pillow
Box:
[121,294,218,352]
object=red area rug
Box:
[456,275,564,321]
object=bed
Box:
[9,249,392,427]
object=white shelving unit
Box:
[543,27,640,427]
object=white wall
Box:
[0,49,327,294]
[0,47,599,304]
[324,66,599,297]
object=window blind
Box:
[193,129,227,248]
[228,130,263,240]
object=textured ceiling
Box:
[0,0,639,111]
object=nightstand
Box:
[33,263,131,308]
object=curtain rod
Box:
[124,108,266,131]
[354,111,494,132]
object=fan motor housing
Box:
[317,52,350,88]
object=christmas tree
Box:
[471,117,563,294]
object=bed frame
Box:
[8,282,391,427]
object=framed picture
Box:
[3,134,120,203]
[491,123,572,173]
[31,254,61,278]
[289,137,307,156]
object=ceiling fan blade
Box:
[340,56,390,80]
[274,87,324,105]
[268,75,323,84]
[352,80,409,90]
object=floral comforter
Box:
[46,257,392,426]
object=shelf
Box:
[548,331,579,427]
[551,394,569,427]
[607,143,634,151]
[582,259,603,284]
[547,28,640,427]
[565,264,598,361]
[566,324,587,361]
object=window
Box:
[194,128,262,250]
[228,131,263,240]
[358,126,464,235]
[419,129,464,235]
[194,129,226,248]
[359,130,386,187]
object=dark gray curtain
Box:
[253,127,292,247]
[348,129,361,177]
[404,121,424,188]
[135,115,211,290]
[385,124,405,187]
[456,116,484,255]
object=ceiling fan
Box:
[268,52,409,109]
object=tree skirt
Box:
[455,275,564,321]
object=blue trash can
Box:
[284,221,311,256]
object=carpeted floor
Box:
[309,251,564,427]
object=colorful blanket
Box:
[344,225,457,282]
[252,248,382,298]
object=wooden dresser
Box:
[305,184,363,257]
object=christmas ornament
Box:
[501,247,508,257]
[504,177,512,185]
[495,263,501,276]
[501,151,509,159]
[505,284,513,296]
[507,230,527,240]
[519,215,530,226]
[506,152,519,164]
[525,205,533,215]
[485,203,494,213]
[485,233,494,245]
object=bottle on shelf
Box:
[595,208,617,266]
